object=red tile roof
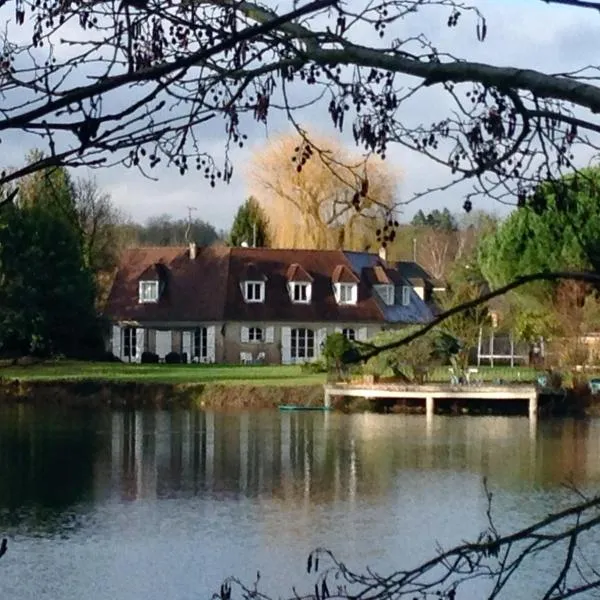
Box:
[286,263,313,282]
[332,264,359,284]
[104,245,230,322]
[225,248,383,323]
[105,246,392,324]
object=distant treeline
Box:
[120,214,227,247]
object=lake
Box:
[1,406,599,599]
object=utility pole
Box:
[412,238,417,262]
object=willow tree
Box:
[248,133,398,250]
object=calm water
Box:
[1,407,600,599]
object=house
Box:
[394,260,446,314]
[103,244,436,364]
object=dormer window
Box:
[289,282,311,304]
[334,283,357,305]
[139,280,159,303]
[244,281,265,303]
[375,284,395,306]
[402,285,411,306]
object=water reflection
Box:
[2,408,600,600]
[2,407,600,522]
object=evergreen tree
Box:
[229,197,270,247]
[0,163,100,357]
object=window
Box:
[342,328,356,341]
[402,286,411,306]
[249,327,263,342]
[291,328,315,360]
[193,327,208,360]
[244,281,265,303]
[123,327,137,360]
[139,280,159,303]
[290,282,310,303]
[335,283,357,305]
[375,284,394,306]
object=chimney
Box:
[189,242,197,260]
[378,244,387,263]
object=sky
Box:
[3,0,599,229]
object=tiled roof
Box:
[104,244,230,322]
[242,262,267,281]
[105,246,434,325]
[225,248,383,323]
[395,261,444,288]
[332,264,359,284]
[286,263,313,282]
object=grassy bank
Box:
[0,361,326,410]
[0,361,326,386]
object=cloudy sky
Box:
[5,0,599,229]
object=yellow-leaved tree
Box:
[247,133,400,250]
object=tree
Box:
[248,133,398,249]
[366,327,441,383]
[477,168,600,338]
[438,262,490,372]
[479,169,600,292]
[73,176,124,275]
[2,0,600,360]
[411,209,457,232]
[130,215,221,246]
[229,197,270,247]
[2,0,600,210]
[0,184,100,357]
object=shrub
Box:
[165,351,181,364]
[366,327,440,383]
[141,351,159,364]
[300,358,327,373]
[321,333,359,379]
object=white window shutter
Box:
[112,325,121,359]
[357,327,368,342]
[182,331,192,363]
[135,328,145,362]
[207,325,216,363]
[265,326,275,343]
[281,326,291,364]
[241,326,249,343]
[307,283,313,303]
[317,327,328,357]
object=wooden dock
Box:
[323,383,539,418]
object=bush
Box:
[141,351,159,364]
[366,327,440,383]
[165,351,181,364]
[321,333,359,379]
[300,358,327,373]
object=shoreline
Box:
[0,379,325,410]
[0,377,597,417]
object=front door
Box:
[155,330,172,360]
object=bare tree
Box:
[1,0,600,211]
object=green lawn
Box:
[0,361,327,386]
